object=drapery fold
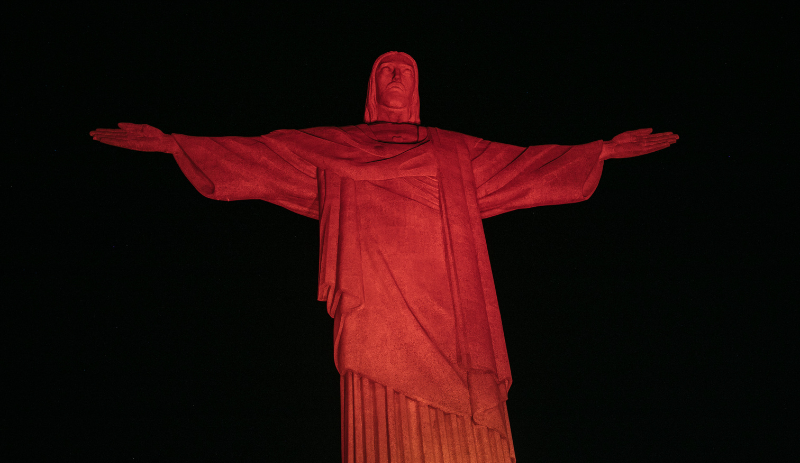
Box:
[432,128,510,436]
[342,370,515,463]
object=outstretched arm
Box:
[90,122,319,218]
[471,128,678,218]
[90,123,180,154]
[600,128,679,161]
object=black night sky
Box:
[7,4,795,461]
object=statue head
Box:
[364,51,420,125]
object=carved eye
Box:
[402,69,412,75]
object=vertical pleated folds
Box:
[342,371,515,463]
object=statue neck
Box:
[374,105,413,124]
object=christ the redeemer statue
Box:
[91,51,678,463]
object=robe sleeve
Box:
[170,130,319,219]
[470,137,605,219]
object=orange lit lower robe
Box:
[172,123,604,463]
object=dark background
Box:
[6,3,795,461]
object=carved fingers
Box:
[610,129,679,158]
[637,132,679,155]
[90,123,171,152]
[641,132,679,145]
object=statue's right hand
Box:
[90,123,177,153]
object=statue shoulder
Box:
[429,127,483,146]
[262,125,355,143]
[299,125,349,137]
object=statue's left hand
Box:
[601,128,679,160]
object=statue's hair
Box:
[364,51,420,125]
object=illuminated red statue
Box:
[92,51,678,463]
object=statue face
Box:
[375,55,416,110]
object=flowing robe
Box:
[171,123,604,462]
